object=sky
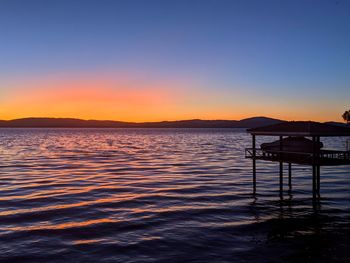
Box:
[0,0,349,122]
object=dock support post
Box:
[312,165,317,199]
[279,136,283,197]
[288,163,292,190]
[252,135,256,194]
[316,136,321,197]
[312,136,317,200]
[317,165,320,196]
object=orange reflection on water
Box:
[0,195,139,217]
[5,218,116,232]
[73,239,106,245]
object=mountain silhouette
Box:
[0,116,283,128]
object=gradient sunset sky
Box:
[0,0,349,122]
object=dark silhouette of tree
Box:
[342,110,350,123]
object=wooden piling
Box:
[288,163,292,190]
[252,135,256,194]
[279,136,283,196]
[316,136,321,197]
[312,136,317,199]
[317,165,320,196]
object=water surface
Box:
[0,128,349,262]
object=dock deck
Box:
[245,121,350,199]
[245,148,350,166]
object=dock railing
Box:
[245,148,350,164]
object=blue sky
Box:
[0,0,349,121]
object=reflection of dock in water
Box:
[245,121,350,199]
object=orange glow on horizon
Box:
[0,74,344,122]
[1,76,188,122]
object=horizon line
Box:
[0,116,343,123]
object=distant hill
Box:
[0,116,284,128]
[325,121,350,127]
[235,116,282,128]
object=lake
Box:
[0,128,349,262]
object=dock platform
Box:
[246,121,350,199]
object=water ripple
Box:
[0,128,349,262]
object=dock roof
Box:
[247,121,350,136]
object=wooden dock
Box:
[245,121,350,199]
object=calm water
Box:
[0,128,350,263]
